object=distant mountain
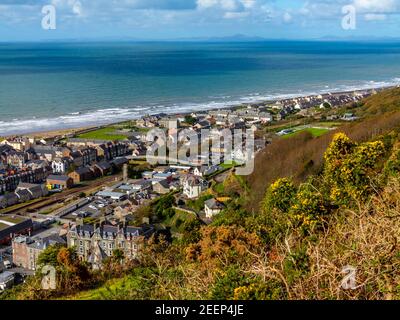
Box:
[182,34,267,42]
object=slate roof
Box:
[47,175,71,182]
[205,198,225,210]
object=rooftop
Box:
[47,174,71,182]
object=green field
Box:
[76,127,128,141]
[283,127,330,139]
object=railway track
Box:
[2,174,122,216]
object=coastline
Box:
[1,85,395,140]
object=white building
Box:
[204,198,225,218]
[182,175,208,199]
[51,158,70,174]
[193,165,219,177]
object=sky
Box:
[0,0,399,41]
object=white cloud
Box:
[283,11,292,23]
[224,11,250,19]
[354,0,397,13]
[364,13,387,20]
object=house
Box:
[0,137,31,151]
[51,157,71,174]
[153,180,171,195]
[0,271,15,291]
[68,167,94,184]
[96,190,127,201]
[193,165,219,177]
[142,171,154,180]
[110,157,129,171]
[32,145,69,162]
[7,151,28,168]
[16,182,48,200]
[204,198,225,218]
[0,196,7,209]
[69,150,84,167]
[130,180,152,193]
[96,142,129,161]
[182,175,208,199]
[153,172,172,181]
[94,161,112,176]
[194,119,211,130]
[67,222,156,269]
[15,189,32,203]
[46,175,74,190]
[0,193,19,208]
[342,113,358,121]
[79,147,98,166]
[259,112,273,123]
[12,234,67,270]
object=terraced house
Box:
[67,222,156,269]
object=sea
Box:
[1,40,400,135]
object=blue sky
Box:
[0,0,399,41]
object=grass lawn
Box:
[315,122,341,128]
[164,210,196,233]
[0,223,8,231]
[213,182,225,195]
[221,161,239,169]
[76,127,128,141]
[283,127,330,139]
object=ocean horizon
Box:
[1,40,400,136]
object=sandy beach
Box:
[3,86,392,141]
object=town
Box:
[0,88,376,292]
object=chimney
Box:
[121,216,127,228]
[123,163,128,183]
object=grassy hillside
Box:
[245,88,400,211]
[358,87,400,116]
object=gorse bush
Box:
[324,133,386,204]
[384,142,400,177]
[263,178,297,213]
[289,183,329,234]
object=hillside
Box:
[246,87,400,211]
[3,87,400,301]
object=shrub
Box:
[324,133,386,204]
[384,142,400,177]
[263,178,297,213]
[289,183,329,233]
[233,280,286,300]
